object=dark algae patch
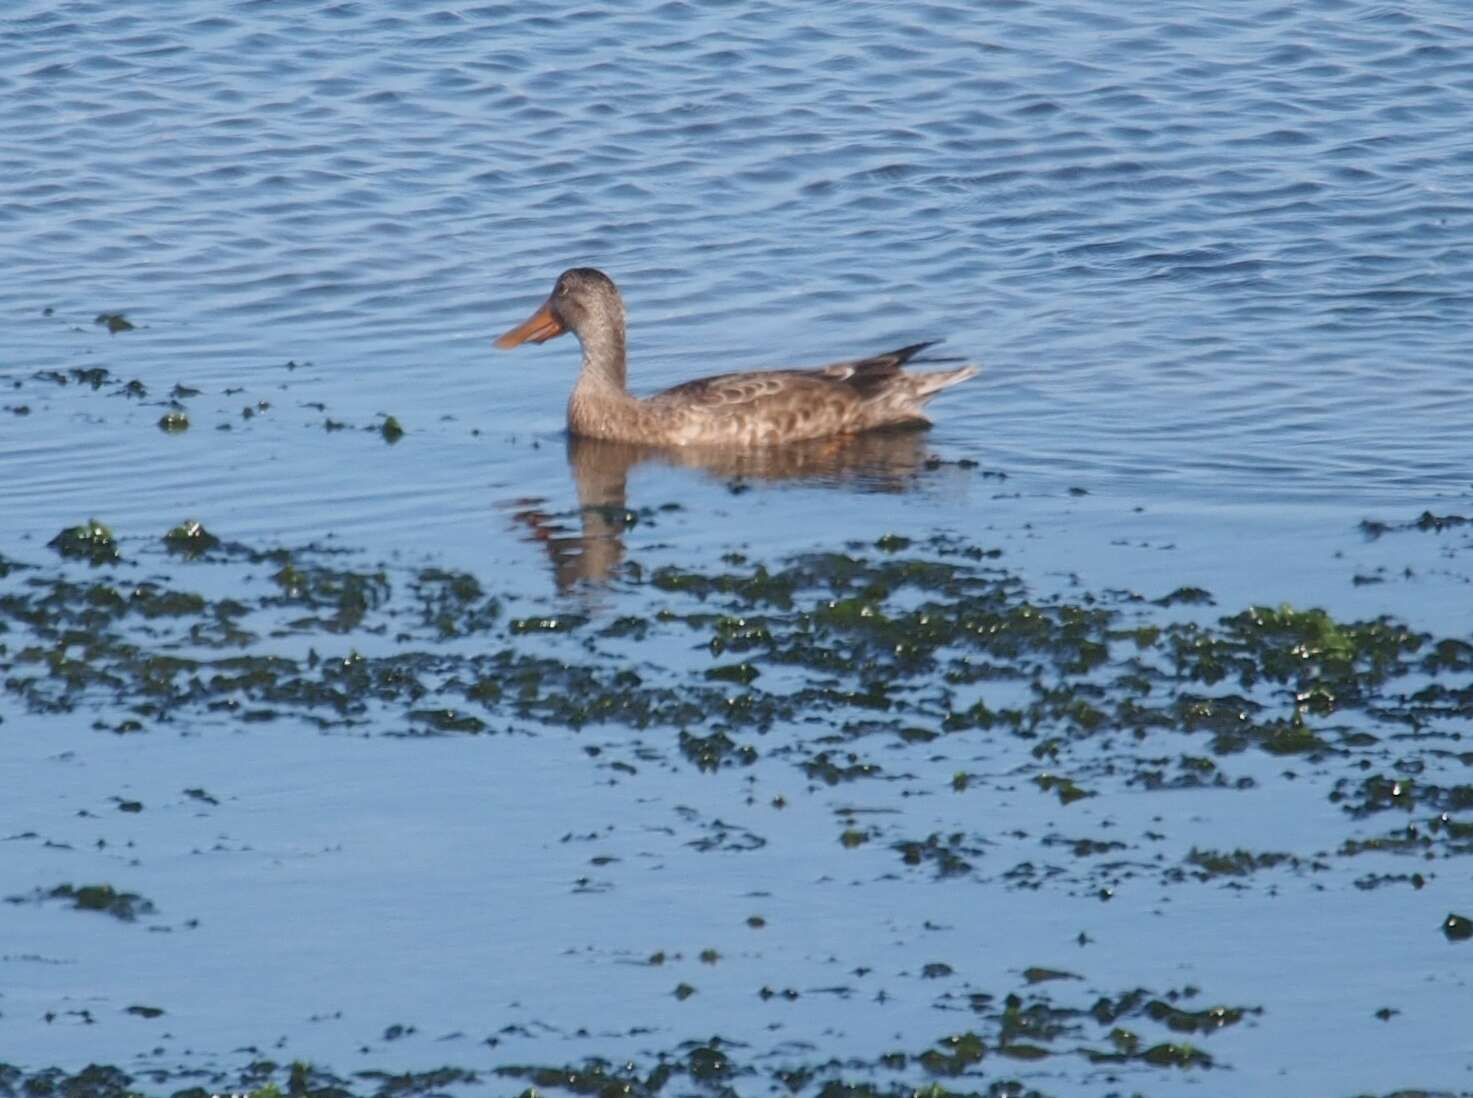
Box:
[1361,510,1473,538]
[7,883,156,921]
[1443,913,1472,941]
[93,312,135,334]
[163,519,222,559]
[47,519,121,565]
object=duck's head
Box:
[496,267,623,349]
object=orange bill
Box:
[495,299,566,348]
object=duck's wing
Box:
[649,368,844,410]
[650,341,956,409]
[644,341,976,444]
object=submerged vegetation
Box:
[3,516,1470,1096]
[0,974,1254,1098]
[5,523,1472,876]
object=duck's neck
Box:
[568,315,639,437]
[574,319,628,393]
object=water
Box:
[3,2,1473,1094]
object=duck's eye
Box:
[557,283,570,297]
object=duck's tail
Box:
[827,340,978,428]
[864,359,978,430]
[880,341,979,402]
[909,363,979,399]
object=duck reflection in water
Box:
[510,430,946,592]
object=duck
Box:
[495,267,976,447]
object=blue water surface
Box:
[2,1,1472,1094]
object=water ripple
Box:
[1,0,1470,528]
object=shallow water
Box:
[3,2,1473,1096]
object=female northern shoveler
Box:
[495,267,977,447]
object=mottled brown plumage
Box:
[495,267,977,446]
